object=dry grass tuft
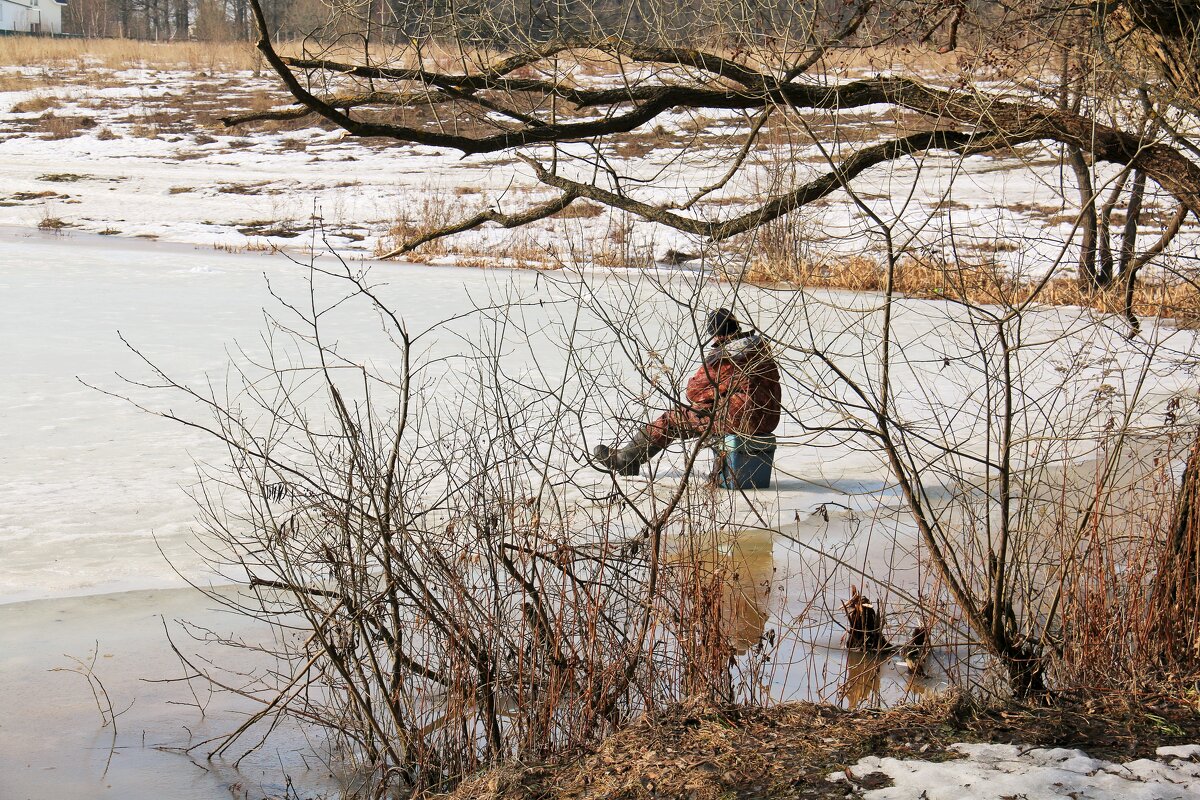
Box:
[217,181,279,195]
[37,172,90,182]
[741,255,1200,326]
[10,95,62,114]
[10,190,60,201]
[37,112,96,139]
[552,200,606,220]
[37,216,70,230]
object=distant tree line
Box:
[62,0,323,40]
[61,0,1016,47]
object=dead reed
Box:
[376,188,461,258]
[741,255,1200,326]
[0,36,265,71]
[1055,430,1200,695]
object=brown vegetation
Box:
[37,112,97,139]
[10,95,63,114]
[741,255,1200,326]
[438,693,1200,800]
[37,216,71,230]
[551,200,606,220]
[0,37,265,71]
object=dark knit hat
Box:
[706,307,741,339]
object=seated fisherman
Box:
[593,307,782,475]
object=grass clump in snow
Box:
[37,216,70,230]
[37,112,96,140]
[10,95,62,114]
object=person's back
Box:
[685,330,781,438]
[593,308,781,476]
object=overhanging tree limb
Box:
[237,8,1200,222]
[377,190,582,259]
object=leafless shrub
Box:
[138,253,791,796]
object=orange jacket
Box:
[684,333,781,437]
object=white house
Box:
[0,0,67,34]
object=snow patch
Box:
[832,742,1200,799]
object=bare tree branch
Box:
[377,190,581,259]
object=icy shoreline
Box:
[0,585,349,799]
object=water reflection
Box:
[673,527,775,656]
[839,649,886,709]
[838,645,932,709]
[721,530,774,655]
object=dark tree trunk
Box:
[1118,168,1148,278]
[1068,146,1105,290]
[174,0,189,39]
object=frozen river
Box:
[0,228,548,603]
[3,227,1196,799]
[0,229,856,798]
[0,230,594,798]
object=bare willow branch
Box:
[377,190,581,259]
[238,16,1200,218]
[526,130,998,241]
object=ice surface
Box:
[0,229,557,601]
[1,219,1197,798]
[0,587,350,800]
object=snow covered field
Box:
[3,59,1200,800]
[2,62,1197,276]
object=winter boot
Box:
[592,431,663,476]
